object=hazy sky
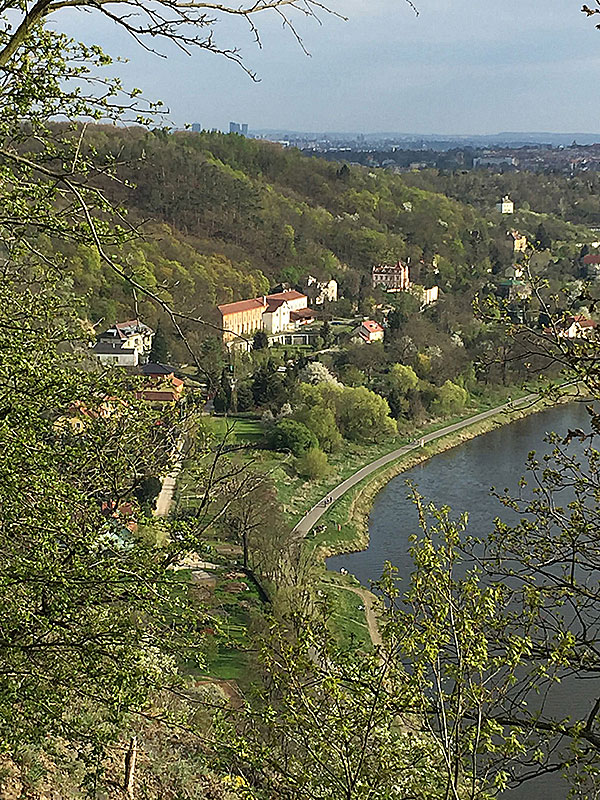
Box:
[55,0,600,134]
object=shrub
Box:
[431,380,468,417]
[237,382,254,412]
[295,448,329,480]
[267,418,318,456]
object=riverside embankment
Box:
[300,388,581,560]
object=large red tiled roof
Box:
[267,290,306,302]
[571,315,597,328]
[265,298,286,313]
[218,298,266,316]
[583,254,600,265]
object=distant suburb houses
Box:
[91,319,184,403]
[372,260,439,307]
[92,319,154,367]
[218,289,318,346]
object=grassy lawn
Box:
[320,571,373,649]
[207,416,265,445]
[170,380,552,677]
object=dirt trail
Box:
[154,436,185,517]
[345,585,382,647]
[324,582,382,647]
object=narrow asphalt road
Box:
[292,393,539,537]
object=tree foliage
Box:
[268,418,318,456]
[431,379,468,416]
[0,265,208,767]
[295,447,329,480]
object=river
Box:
[327,400,595,799]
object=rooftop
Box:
[267,290,307,302]
[92,341,128,354]
[290,308,317,320]
[361,320,384,333]
[265,297,287,313]
[140,362,175,376]
[570,315,597,328]
[98,319,153,341]
[218,298,266,316]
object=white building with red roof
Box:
[265,290,308,312]
[560,315,597,339]
[356,319,384,343]
[217,290,308,344]
[262,296,291,334]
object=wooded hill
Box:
[52,126,594,343]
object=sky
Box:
[54,0,600,135]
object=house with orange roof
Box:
[137,362,184,403]
[217,297,267,343]
[354,319,384,343]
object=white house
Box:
[410,284,439,307]
[496,195,514,214]
[354,319,384,343]
[262,297,291,334]
[560,315,597,339]
[302,276,338,305]
[92,341,140,366]
[93,319,154,366]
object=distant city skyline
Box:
[53,0,600,134]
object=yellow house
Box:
[218,298,267,343]
[509,230,528,253]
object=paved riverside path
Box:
[292,393,538,537]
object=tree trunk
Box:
[242,530,248,570]
[124,736,137,799]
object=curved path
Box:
[344,585,382,647]
[154,436,186,518]
[292,392,539,537]
[322,581,382,647]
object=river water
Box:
[327,401,596,799]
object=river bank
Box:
[312,386,582,563]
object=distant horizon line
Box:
[248,129,600,139]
